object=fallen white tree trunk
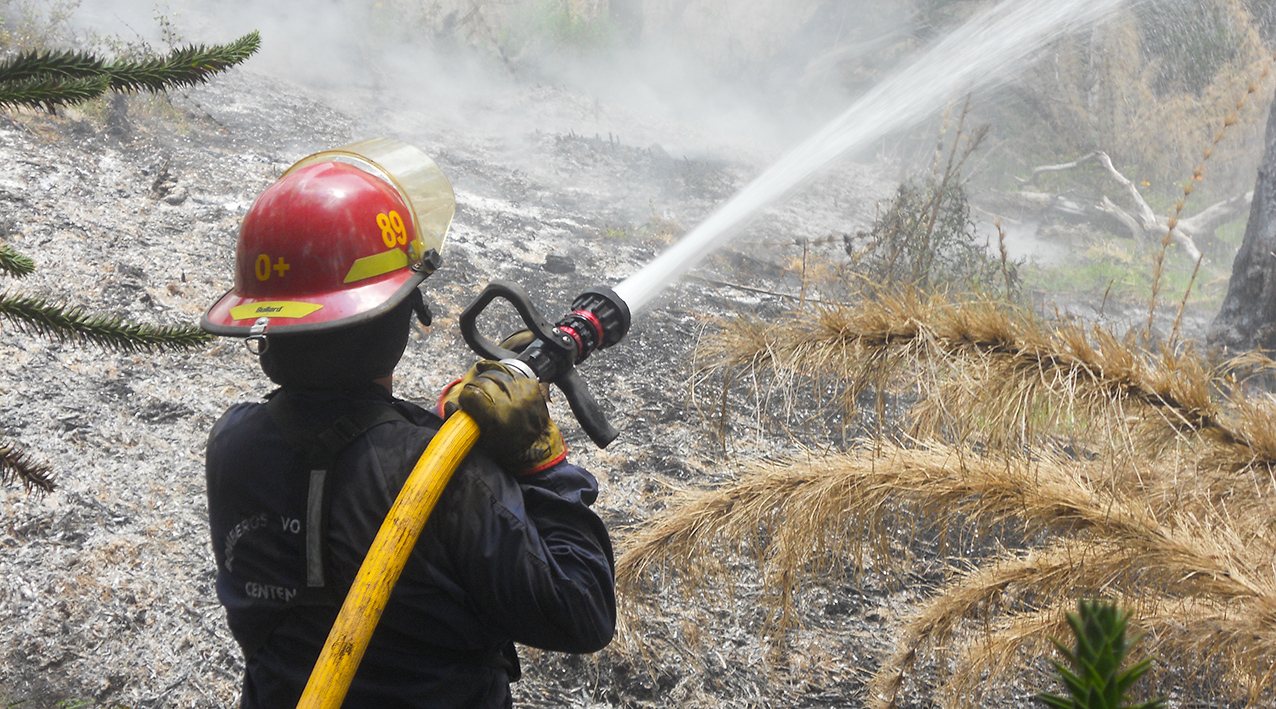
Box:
[1006,150,1253,263]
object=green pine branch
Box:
[0,30,260,111]
[1038,600,1167,709]
[0,438,55,493]
[0,291,213,352]
[0,244,36,277]
[0,75,111,111]
[105,31,261,93]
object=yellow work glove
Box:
[494,329,553,403]
[437,329,549,411]
[436,329,537,417]
[439,360,566,475]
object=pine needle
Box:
[104,31,262,94]
[0,49,104,83]
[0,75,111,111]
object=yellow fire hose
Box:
[296,411,480,709]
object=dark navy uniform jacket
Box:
[205,384,616,708]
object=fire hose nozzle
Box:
[563,285,631,361]
[458,280,632,448]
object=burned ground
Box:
[0,67,908,707]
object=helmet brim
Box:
[200,268,428,337]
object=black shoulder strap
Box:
[261,391,521,681]
[266,391,407,592]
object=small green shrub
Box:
[1038,600,1167,709]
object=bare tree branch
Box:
[1011,150,1226,262]
[1096,196,1144,242]
[1179,191,1253,236]
[1014,150,1104,187]
[1091,151,1159,230]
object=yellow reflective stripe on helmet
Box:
[230,301,325,320]
[343,248,408,283]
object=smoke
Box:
[69,1,385,90]
[64,0,914,158]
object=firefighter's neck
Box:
[374,375,393,395]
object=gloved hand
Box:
[436,328,539,416]
[439,360,566,475]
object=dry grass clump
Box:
[618,290,1276,706]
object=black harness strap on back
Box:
[265,390,408,597]
[260,390,521,682]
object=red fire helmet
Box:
[202,139,453,337]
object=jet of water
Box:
[613,0,1126,313]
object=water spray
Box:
[615,0,1124,313]
[299,0,1127,704]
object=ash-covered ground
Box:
[0,65,907,707]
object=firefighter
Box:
[200,141,616,708]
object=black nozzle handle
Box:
[556,369,618,448]
[459,279,619,448]
[459,280,568,364]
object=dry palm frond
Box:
[620,446,1275,606]
[1217,349,1276,377]
[936,593,1276,706]
[873,534,1276,706]
[618,440,1276,705]
[629,290,1276,704]
[696,291,1258,460]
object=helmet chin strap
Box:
[411,288,432,328]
